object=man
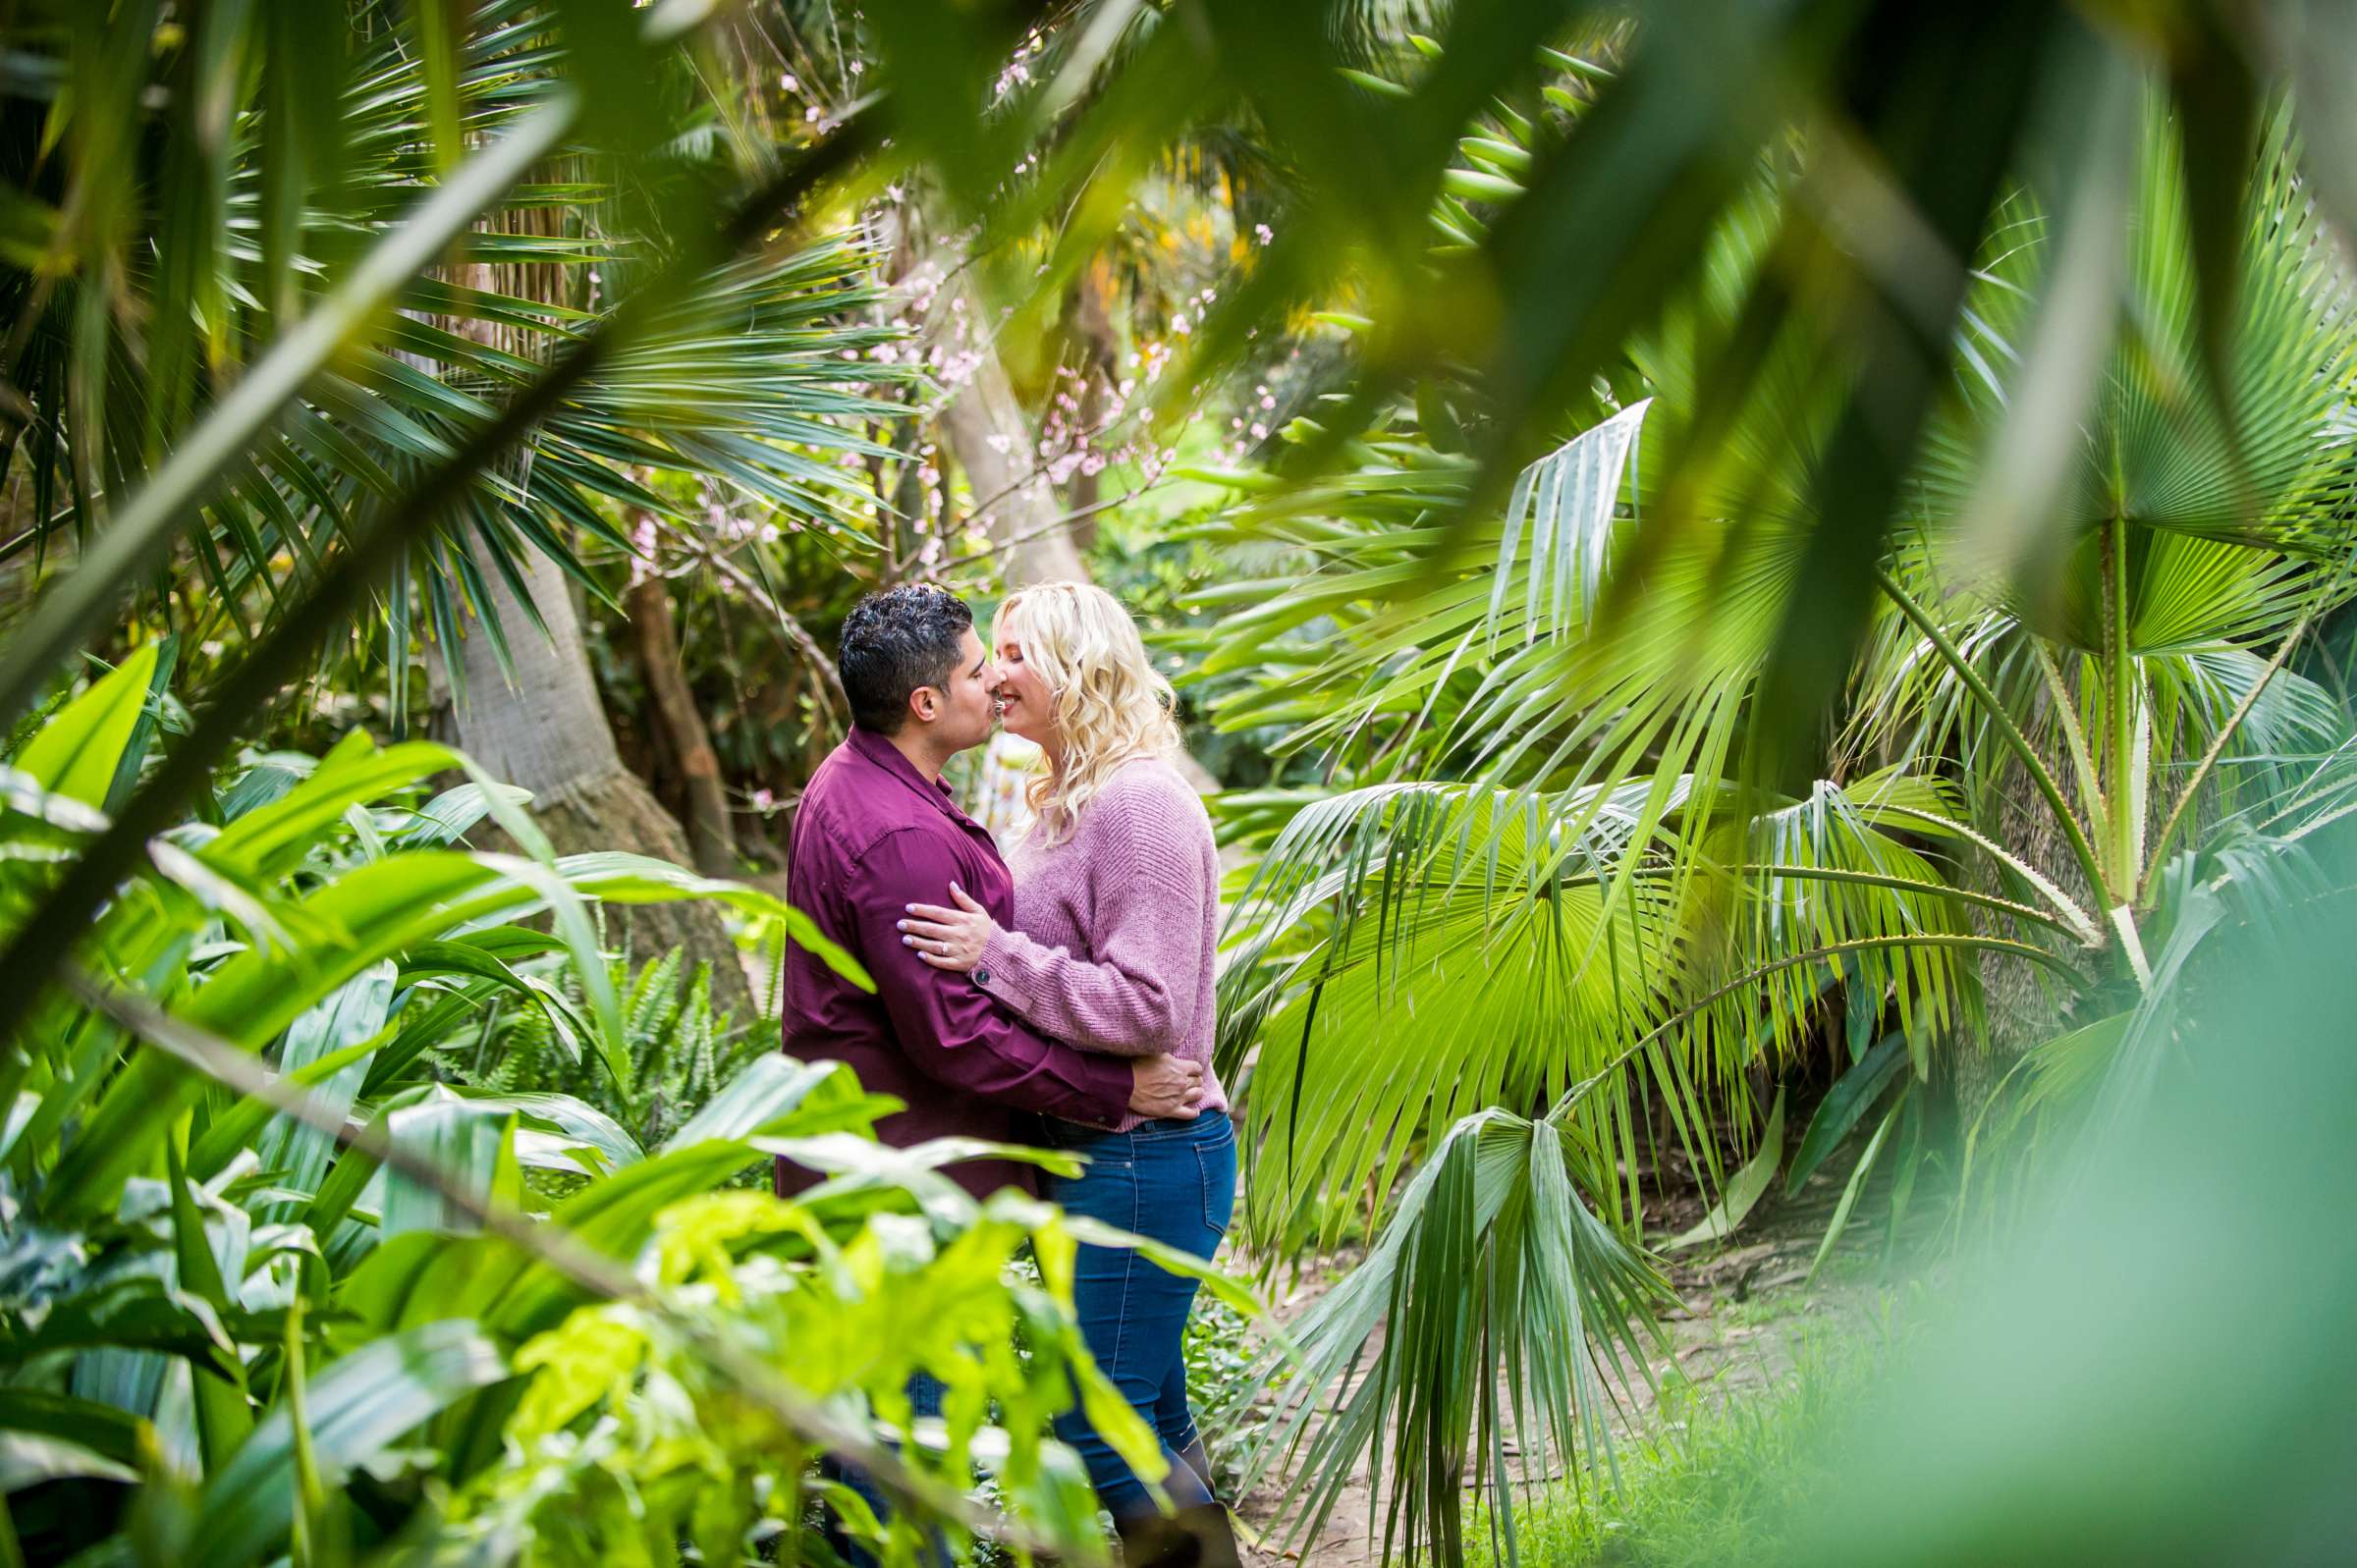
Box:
[776,584,1206,1566]
[776,582,1205,1199]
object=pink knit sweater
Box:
[975,756,1230,1131]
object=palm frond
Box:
[1235,1108,1672,1567]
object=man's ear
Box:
[906,684,940,727]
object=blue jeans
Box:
[1043,1109,1239,1520]
[820,1370,952,1568]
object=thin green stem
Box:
[2104,513,2137,893]
[1537,860,2076,931]
[1740,863,2078,931]
[2030,638,2105,825]
[2143,600,2322,901]
[1874,564,2114,908]
[1803,800,2103,942]
[286,1297,324,1568]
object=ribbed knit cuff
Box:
[974,925,1033,1007]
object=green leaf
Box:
[102,633,178,817]
[166,1139,255,1471]
[400,939,600,1064]
[472,853,625,1086]
[251,963,397,1215]
[1337,67,1411,100]
[1785,1030,1909,1196]
[1804,1088,1904,1285]
[1057,1215,1269,1324]
[411,1087,643,1173]
[1668,1088,1784,1251]
[1233,1109,1669,1564]
[0,1432,139,1491]
[0,1389,144,1476]
[552,853,872,991]
[410,0,466,175]
[187,1032,387,1184]
[1440,166,1524,204]
[0,1277,236,1364]
[187,1320,507,1568]
[376,1089,567,1234]
[201,737,460,879]
[660,1054,879,1155]
[13,644,160,808]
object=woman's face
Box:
[992,629,1056,747]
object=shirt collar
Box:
[847,725,974,827]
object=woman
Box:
[895,580,1239,1565]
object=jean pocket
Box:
[1194,1137,1238,1241]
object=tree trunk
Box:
[891,202,1223,792]
[1060,261,1122,553]
[428,234,755,1017]
[1954,735,2096,1118]
[627,568,736,877]
[935,340,1090,587]
[447,520,756,1018]
[887,203,1089,588]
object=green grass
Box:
[1457,1331,1890,1568]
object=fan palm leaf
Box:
[1208,87,2357,1568]
[0,1,907,723]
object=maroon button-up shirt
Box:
[774,727,1134,1198]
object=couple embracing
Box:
[776,580,1240,1566]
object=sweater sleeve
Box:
[975,778,1212,1056]
[849,827,1135,1125]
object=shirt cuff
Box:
[1067,1049,1132,1127]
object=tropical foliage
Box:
[0,4,1234,1561]
[7,0,2357,1563]
[0,648,1237,1565]
[0,0,903,710]
[1194,74,2357,1564]
[443,945,774,1160]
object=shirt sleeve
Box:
[848,827,1135,1125]
[976,788,1210,1055]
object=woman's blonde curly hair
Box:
[994,581,1179,846]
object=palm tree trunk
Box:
[1957,738,2095,1114]
[434,241,754,1016]
[447,547,755,1016]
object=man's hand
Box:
[1128,1054,1206,1119]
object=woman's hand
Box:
[899,882,998,972]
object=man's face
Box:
[914,626,1003,753]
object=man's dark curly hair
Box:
[838,584,975,734]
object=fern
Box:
[445,946,767,1155]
